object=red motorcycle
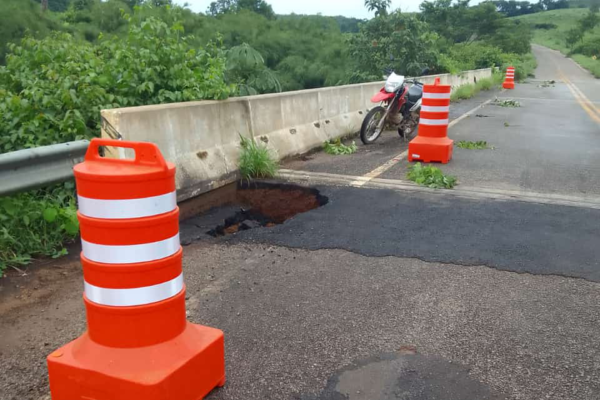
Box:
[360,72,424,145]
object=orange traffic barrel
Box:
[47,139,226,400]
[503,66,515,90]
[408,79,454,164]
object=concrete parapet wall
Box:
[101,68,491,201]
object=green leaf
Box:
[64,221,79,235]
[43,208,58,223]
[1,199,18,216]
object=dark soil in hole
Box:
[208,182,328,237]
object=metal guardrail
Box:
[0,140,90,197]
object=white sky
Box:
[173,0,412,18]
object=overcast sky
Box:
[173,0,413,18]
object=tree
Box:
[35,0,71,12]
[225,43,281,95]
[237,0,275,18]
[207,0,274,18]
[149,0,173,6]
[420,0,503,43]
[208,0,236,15]
[364,0,392,16]
[566,28,584,49]
[72,0,94,11]
[349,11,439,79]
[579,9,600,31]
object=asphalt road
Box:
[224,185,600,282]
[2,242,600,400]
[1,46,600,400]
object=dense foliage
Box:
[0,13,233,153]
[1,0,537,91]
[0,7,234,275]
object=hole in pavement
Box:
[207,182,329,237]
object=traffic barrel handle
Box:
[86,138,169,171]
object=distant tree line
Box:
[491,0,569,17]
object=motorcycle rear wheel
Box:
[398,116,419,139]
[360,106,386,145]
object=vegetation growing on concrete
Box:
[407,163,457,189]
[239,135,279,181]
[323,139,358,155]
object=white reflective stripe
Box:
[82,234,181,264]
[78,191,177,219]
[421,105,450,113]
[423,92,451,99]
[85,273,184,307]
[420,118,449,126]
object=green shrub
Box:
[502,53,537,81]
[239,136,279,180]
[0,183,79,276]
[573,37,600,57]
[407,163,457,189]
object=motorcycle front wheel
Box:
[360,106,386,145]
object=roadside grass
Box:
[239,135,279,180]
[450,71,505,102]
[407,163,457,189]
[323,138,358,155]
[456,140,491,150]
[514,9,600,78]
[572,54,600,78]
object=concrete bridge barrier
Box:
[101,68,492,201]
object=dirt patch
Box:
[208,182,328,237]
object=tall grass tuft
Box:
[239,135,279,180]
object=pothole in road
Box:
[207,182,329,237]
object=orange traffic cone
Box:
[47,139,225,400]
[408,78,453,164]
[502,66,515,89]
